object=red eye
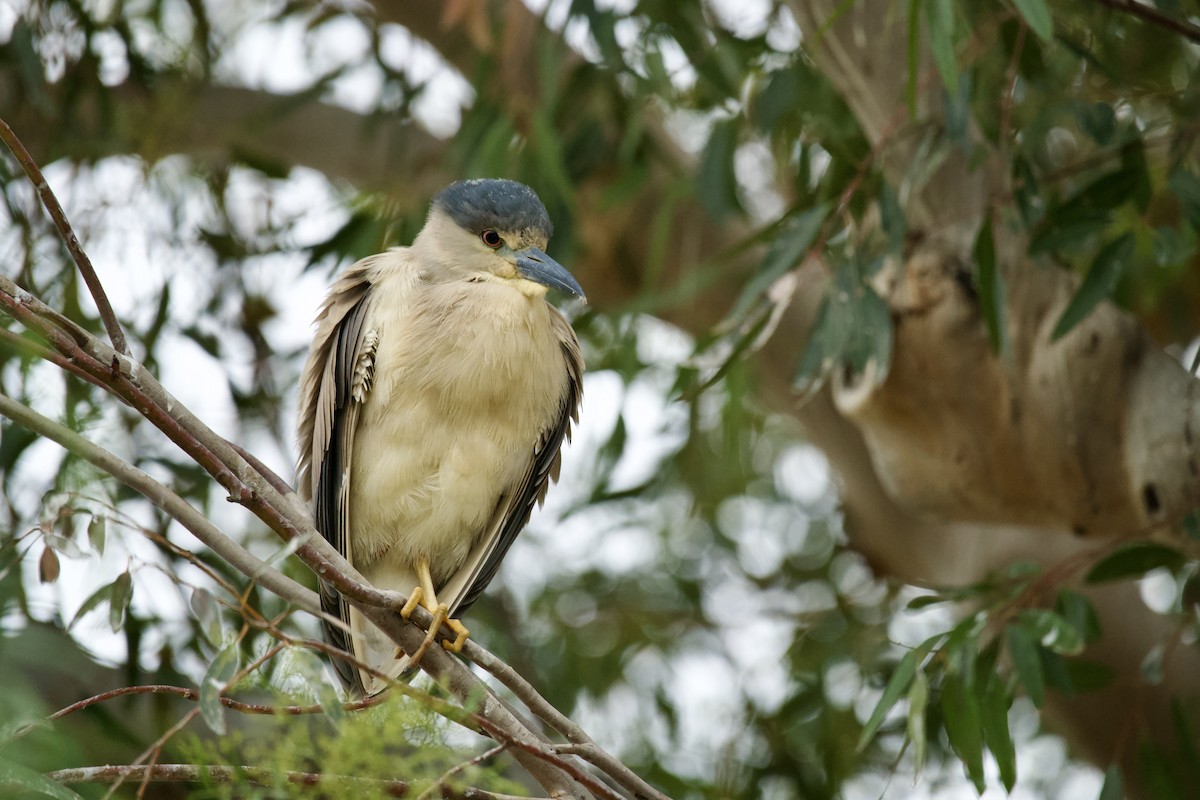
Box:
[481,229,503,249]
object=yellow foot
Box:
[441,616,470,653]
[399,586,424,619]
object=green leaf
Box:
[731,204,830,319]
[1056,589,1102,643]
[1020,608,1085,656]
[980,677,1017,791]
[87,515,106,555]
[752,67,800,132]
[907,669,929,779]
[0,757,85,800]
[69,580,116,630]
[879,185,906,255]
[109,570,133,633]
[906,0,921,116]
[1012,0,1053,42]
[941,673,986,792]
[925,0,958,96]
[190,587,223,646]
[1085,542,1186,584]
[1169,170,1200,232]
[1099,765,1123,800]
[200,643,239,735]
[1006,623,1044,706]
[1051,233,1134,340]
[975,217,1006,354]
[905,594,949,610]
[696,117,741,220]
[1076,102,1116,145]
[857,642,929,751]
[794,295,832,400]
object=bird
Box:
[295,179,584,697]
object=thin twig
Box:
[1092,0,1200,43]
[0,391,322,616]
[0,117,129,354]
[50,683,386,720]
[415,744,508,800]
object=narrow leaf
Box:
[1085,542,1186,584]
[925,0,958,97]
[1098,765,1123,800]
[941,673,986,792]
[907,0,921,116]
[907,670,929,779]
[87,515,106,555]
[981,678,1017,791]
[731,204,830,319]
[696,117,741,220]
[1006,623,1044,706]
[1012,0,1053,42]
[857,643,928,751]
[69,581,116,630]
[1051,233,1134,340]
[38,546,60,584]
[199,643,239,735]
[190,587,223,646]
[1169,170,1200,231]
[1020,608,1085,656]
[0,757,85,800]
[109,570,133,633]
[975,217,1006,354]
[1056,589,1102,643]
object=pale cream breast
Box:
[348,275,568,583]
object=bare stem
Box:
[0,117,129,354]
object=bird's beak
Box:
[515,247,586,301]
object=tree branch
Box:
[0,117,128,355]
[1092,0,1200,43]
[0,390,321,616]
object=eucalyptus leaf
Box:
[1085,542,1186,584]
[1051,233,1134,340]
[980,677,1017,791]
[857,640,931,751]
[0,757,85,800]
[1006,623,1044,706]
[1012,0,1053,42]
[975,217,1006,354]
[109,570,133,632]
[941,673,986,792]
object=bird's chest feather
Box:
[349,281,565,569]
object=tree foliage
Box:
[2,1,1199,798]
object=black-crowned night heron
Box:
[296,179,584,696]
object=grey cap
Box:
[432,179,553,239]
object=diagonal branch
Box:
[1092,0,1200,43]
[46,763,543,800]
[0,117,128,355]
[0,391,321,616]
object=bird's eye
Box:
[481,229,503,249]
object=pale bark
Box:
[789,0,1200,789]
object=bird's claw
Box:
[441,615,470,653]
[396,593,470,664]
[399,586,424,619]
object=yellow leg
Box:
[400,559,471,665]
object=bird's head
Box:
[413,179,586,302]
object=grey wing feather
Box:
[452,309,584,616]
[296,262,377,696]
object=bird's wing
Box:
[296,258,379,696]
[440,307,584,618]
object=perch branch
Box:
[0,117,128,354]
